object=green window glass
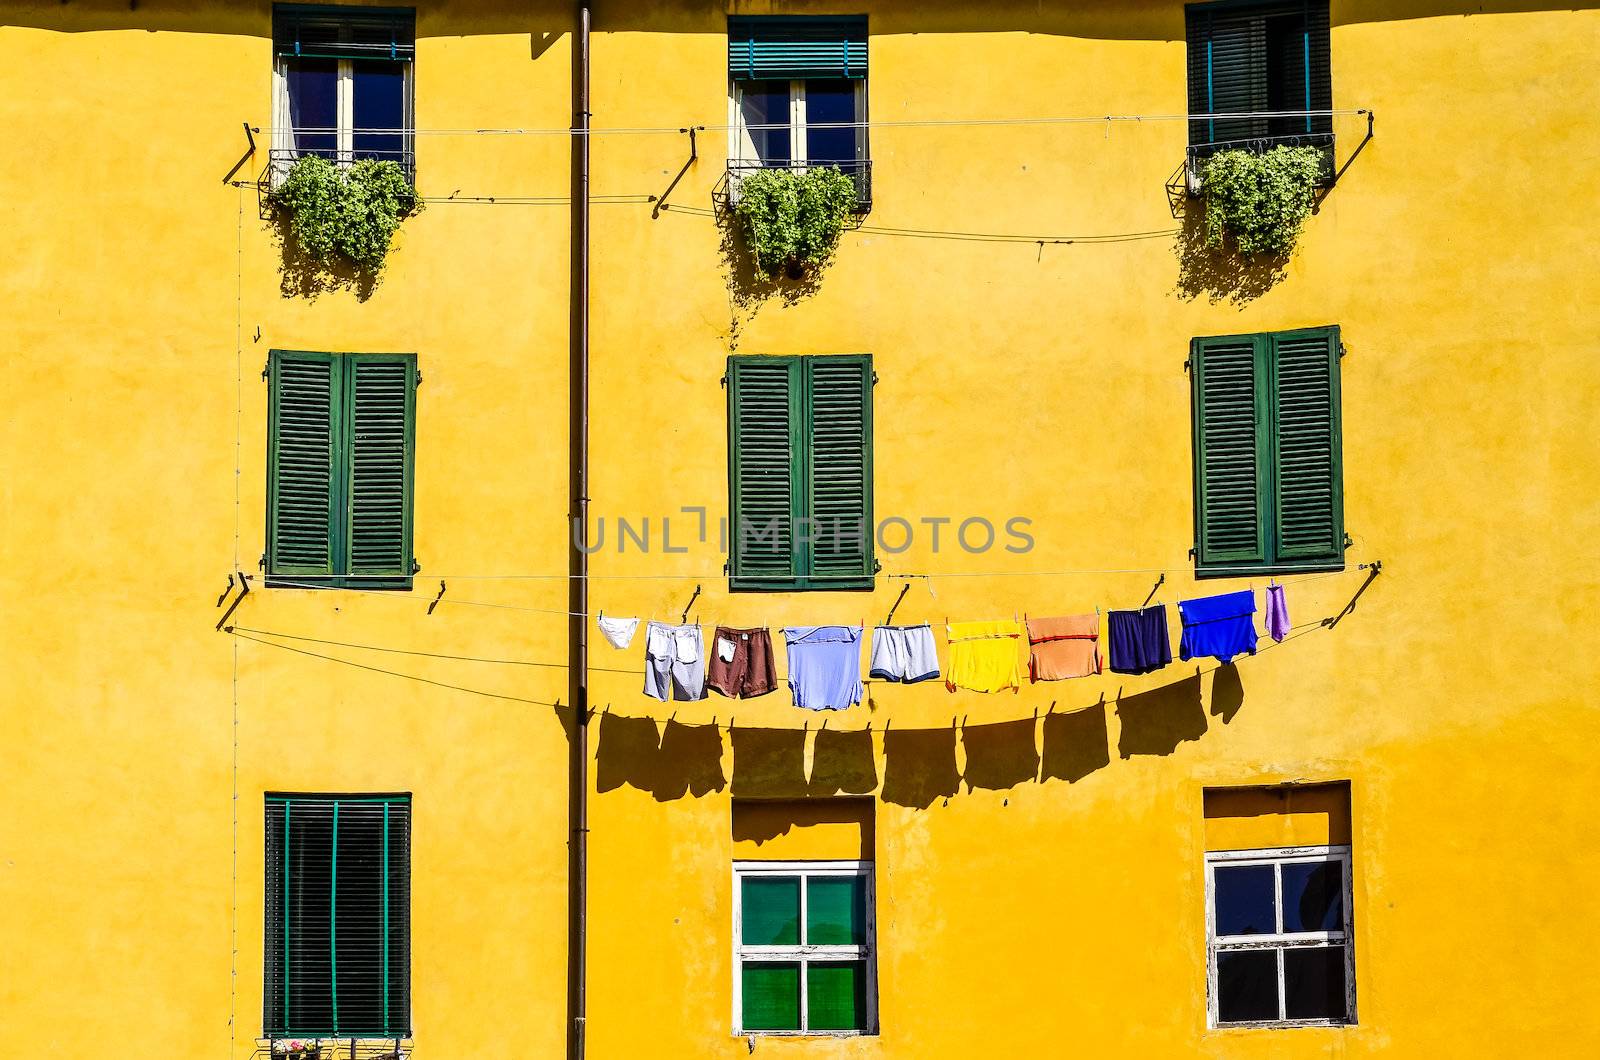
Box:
[726,354,875,591]
[267,350,418,589]
[1190,326,1344,576]
[264,794,411,1040]
[735,864,875,1034]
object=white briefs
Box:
[869,624,941,684]
[596,613,640,650]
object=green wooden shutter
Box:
[267,351,341,585]
[805,356,874,586]
[344,355,416,588]
[1269,327,1343,566]
[729,357,800,588]
[274,4,416,63]
[1192,335,1269,572]
[728,16,868,80]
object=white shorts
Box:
[643,621,706,701]
[869,624,941,684]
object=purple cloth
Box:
[783,626,864,711]
[1265,584,1290,643]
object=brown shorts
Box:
[706,626,777,699]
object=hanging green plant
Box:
[733,167,857,277]
[269,156,419,271]
[1199,145,1324,257]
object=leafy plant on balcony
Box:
[270,156,418,271]
[733,167,857,277]
[1199,145,1323,257]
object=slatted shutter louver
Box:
[1186,1,1333,148]
[265,796,411,1040]
[1270,328,1343,564]
[1193,336,1268,571]
[274,4,416,63]
[729,358,799,584]
[268,352,340,581]
[727,16,868,80]
[345,357,415,586]
[807,357,873,583]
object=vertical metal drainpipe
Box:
[568,2,591,1059]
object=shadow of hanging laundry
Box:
[1041,700,1111,784]
[882,726,960,809]
[1210,663,1246,725]
[595,712,662,795]
[961,718,1040,792]
[656,718,727,800]
[731,727,809,798]
[1116,673,1207,758]
[809,727,878,796]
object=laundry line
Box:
[257,564,1364,583]
[225,619,1329,733]
[248,108,1369,139]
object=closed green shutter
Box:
[1192,327,1344,576]
[1270,327,1343,564]
[729,357,801,587]
[1186,1,1333,149]
[806,356,873,585]
[265,795,411,1040]
[344,356,416,588]
[1192,335,1269,571]
[728,355,874,591]
[728,16,868,80]
[274,4,416,63]
[268,351,341,583]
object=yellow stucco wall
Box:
[2,1,1599,1057]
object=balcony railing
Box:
[1165,131,1335,215]
[262,144,416,203]
[721,158,873,215]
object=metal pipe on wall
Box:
[567,2,591,1059]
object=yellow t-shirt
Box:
[944,620,1024,693]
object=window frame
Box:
[1204,844,1356,1029]
[729,77,868,169]
[731,860,878,1037]
[264,792,413,1042]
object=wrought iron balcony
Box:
[1166,131,1335,215]
[721,158,873,215]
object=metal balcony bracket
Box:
[650,125,702,219]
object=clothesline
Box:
[262,564,1364,584]
[225,619,1330,733]
[251,108,1369,138]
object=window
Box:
[272,5,415,180]
[733,861,876,1036]
[726,355,874,592]
[728,16,870,209]
[1190,326,1344,577]
[267,351,418,589]
[1185,1,1332,154]
[265,794,411,1041]
[1206,846,1355,1026]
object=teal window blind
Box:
[1185,1,1332,149]
[728,16,868,80]
[735,866,874,1034]
[264,794,411,1040]
[267,350,418,589]
[726,355,875,592]
[274,4,416,63]
[1191,326,1345,576]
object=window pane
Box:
[1216,949,1280,1024]
[1284,945,1348,1020]
[287,59,338,156]
[352,60,407,161]
[741,961,800,1031]
[805,876,865,946]
[738,80,791,164]
[807,960,868,1031]
[804,78,857,164]
[741,876,800,946]
[1214,864,1276,935]
[1281,860,1343,933]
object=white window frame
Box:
[731,859,877,1037]
[271,53,414,184]
[728,78,867,168]
[1204,844,1357,1029]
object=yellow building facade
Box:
[2,1,1598,1058]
